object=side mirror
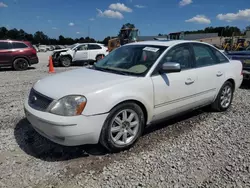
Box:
[160,62,181,73]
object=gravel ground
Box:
[0,52,250,188]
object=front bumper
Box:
[24,99,108,146]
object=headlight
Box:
[48,95,87,116]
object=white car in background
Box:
[38,45,48,52]
[51,43,109,67]
[24,40,243,153]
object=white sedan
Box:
[24,40,243,152]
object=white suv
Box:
[51,43,109,67]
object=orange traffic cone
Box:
[48,56,55,73]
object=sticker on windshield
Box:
[143,47,159,53]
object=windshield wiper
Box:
[93,65,129,75]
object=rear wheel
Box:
[13,58,29,71]
[96,55,103,62]
[211,81,234,111]
[60,56,71,67]
[100,102,145,153]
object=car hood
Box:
[52,48,69,53]
[33,67,136,99]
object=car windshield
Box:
[93,44,167,76]
[129,30,138,41]
[69,44,78,49]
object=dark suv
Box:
[0,40,39,70]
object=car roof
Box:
[125,40,210,47]
[0,39,30,43]
[76,43,104,45]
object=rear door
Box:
[87,44,103,60]
[0,42,12,66]
[191,43,228,106]
[72,44,88,61]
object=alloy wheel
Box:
[220,85,232,108]
[110,109,140,146]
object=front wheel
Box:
[99,102,145,153]
[211,81,234,112]
[60,56,72,67]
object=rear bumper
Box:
[243,70,250,80]
[30,57,39,65]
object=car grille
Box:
[28,88,53,111]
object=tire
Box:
[96,55,103,62]
[99,102,145,153]
[211,81,234,112]
[60,56,72,67]
[13,58,29,71]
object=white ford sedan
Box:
[24,40,243,152]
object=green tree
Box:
[18,29,27,40]
[34,31,49,44]
[102,36,111,46]
[184,26,241,37]
[58,35,65,45]
[6,29,19,39]
[0,27,8,39]
[25,34,34,42]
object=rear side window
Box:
[88,44,102,50]
[193,44,218,68]
[213,49,229,63]
[12,42,28,49]
[77,45,88,51]
[0,42,10,50]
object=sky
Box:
[0,0,250,40]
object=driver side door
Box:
[151,44,198,121]
[72,44,88,61]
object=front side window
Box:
[12,42,28,49]
[69,44,78,49]
[93,45,167,76]
[193,44,218,67]
[159,44,193,69]
[77,45,87,51]
[0,42,10,50]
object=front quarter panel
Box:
[60,50,74,57]
[82,77,154,124]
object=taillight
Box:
[31,48,37,55]
[241,63,243,75]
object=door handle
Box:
[216,71,223,77]
[185,78,194,85]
